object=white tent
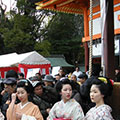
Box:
[0,53,18,67]
[0,51,51,78]
[17,51,50,65]
[0,51,50,67]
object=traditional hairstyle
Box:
[55,78,73,93]
[91,77,113,98]
[17,79,33,94]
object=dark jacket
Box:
[80,76,97,113]
[0,92,10,119]
[33,94,52,120]
[41,86,59,105]
[1,92,20,120]
[80,76,98,99]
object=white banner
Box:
[100,0,106,75]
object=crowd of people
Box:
[0,65,115,120]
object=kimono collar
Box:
[20,102,30,109]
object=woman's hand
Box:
[46,108,51,114]
[11,93,17,103]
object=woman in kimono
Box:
[84,77,114,120]
[7,79,43,120]
[47,78,84,120]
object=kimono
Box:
[47,99,84,120]
[84,104,114,120]
[7,102,43,120]
[0,110,4,120]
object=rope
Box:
[89,0,93,77]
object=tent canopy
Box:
[46,55,74,67]
[0,51,50,67]
[0,53,18,67]
[35,0,89,14]
[17,51,50,65]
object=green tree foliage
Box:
[34,40,51,56]
[0,33,4,54]
[0,0,8,54]
[0,0,53,55]
[3,28,33,53]
[0,0,84,65]
[45,13,84,65]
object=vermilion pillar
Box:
[83,7,89,72]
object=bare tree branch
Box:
[0,0,7,21]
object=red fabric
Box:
[0,67,18,78]
[18,64,51,78]
[0,63,51,78]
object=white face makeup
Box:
[17,87,28,104]
[90,84,104,106]
[61,84,72,103]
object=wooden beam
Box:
[103,0,115,79]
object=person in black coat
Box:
[1,77,18,120]
[115,67,120,82]
[32,81,54,120]
[80,64,101,113]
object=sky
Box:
[2,0,16,12]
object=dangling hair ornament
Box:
[25,82,28,86]
[20,79,28,86]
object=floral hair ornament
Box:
[109,79,114,86]
[98,77,108,84]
